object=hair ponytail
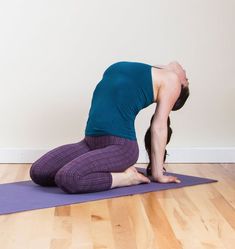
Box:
[144,115,172,176]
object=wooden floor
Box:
[0,163,234,249]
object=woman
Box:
[30,60,190,194]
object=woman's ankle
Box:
[110,172,130,188]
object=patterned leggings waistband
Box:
[84,135,137,148]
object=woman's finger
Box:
[174,177,181,183]
[169,176,181,183]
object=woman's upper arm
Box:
[151,81,181,130]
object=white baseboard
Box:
[139,146,235,163]
[0,147,234,164]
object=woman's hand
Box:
[153,174,181,184]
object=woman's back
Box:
[85,61,155,140]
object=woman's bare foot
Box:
[111,166,150,189]
[124,166,151,185]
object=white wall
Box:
[0,0,234,162]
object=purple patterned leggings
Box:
[29,135,139,194]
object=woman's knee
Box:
[54,169,78,193]
[30,160,55,186]
[54,167,95,194]
[29,161,39,181]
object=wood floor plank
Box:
[108,196,138,249]
[89,200,115,249]
[156,190,204,249]
[184,186,235,249]
[141,192,182,249]
[70,203,93,249]
[126,195,155,249]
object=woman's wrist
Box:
[152,170,164,180]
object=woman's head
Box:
[144,82,190,176]
[167,61,190,110]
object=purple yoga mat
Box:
[0,167,217,215]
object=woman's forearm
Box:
[150,127,168,178]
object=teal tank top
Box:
[85,61,154,140]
